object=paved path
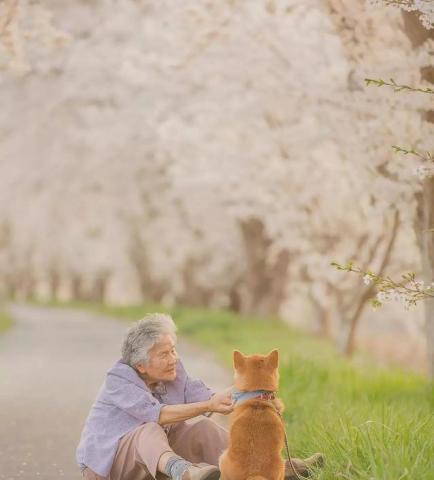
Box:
[0,304,232,480]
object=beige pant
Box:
[82,417,229,480]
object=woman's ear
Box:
[135,362,146,375]
[268,349,279,369]
[233,350,246,369]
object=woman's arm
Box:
[158,400,210,425]
[158,389,233,425]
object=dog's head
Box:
[233,349,279,392]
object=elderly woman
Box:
[77,313,319,480]
[77,313,232,480]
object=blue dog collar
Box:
[232,389,276,405]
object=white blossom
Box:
[413,165,434,180]
[376,291,389,302]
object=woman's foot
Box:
[164,455,219,480]
[284,453,325,479]
[303,453,325,469]
[182,463,220,480]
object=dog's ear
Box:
[267,349,279,369]
[233,350,246,369]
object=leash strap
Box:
[276,410,304,480]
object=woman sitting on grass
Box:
[76,313,319,480]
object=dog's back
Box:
[219,350,285,480]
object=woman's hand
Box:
[208,387,234,415]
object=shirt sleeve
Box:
[179,360,215,403]
[105,381,164,423]
[185,376,214,403]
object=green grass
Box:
[39,301,434,479]
[0,307,12,333]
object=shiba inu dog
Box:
[219,349,286,480]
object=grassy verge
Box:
[40,301,434,479]
[0,306,12,333]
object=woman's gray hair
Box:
[121,313,177,367]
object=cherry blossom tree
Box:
[0,0,429,370]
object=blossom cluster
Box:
[390,146,434,180]
[332,261,434,310]
[370,0,434,29]
[413,164,434,180]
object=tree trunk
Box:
[48,268,60,301]
[344,210,400,356]
[402,11,434,379]
[92,271,110,303]
[420,178,434,378]
[236,218,290,317]
[71,274,82,300]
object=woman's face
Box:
[136,333,178,385]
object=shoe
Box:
[182,463,220,480]
[284,453,325,479]
[303,453,325,469]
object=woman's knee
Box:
[136,421,167,440]
[138,421,164,431]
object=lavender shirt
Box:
[76,358,214,477]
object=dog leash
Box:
[232,391,304,480]
[275,409,304,480]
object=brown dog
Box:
[219,349,286,480]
